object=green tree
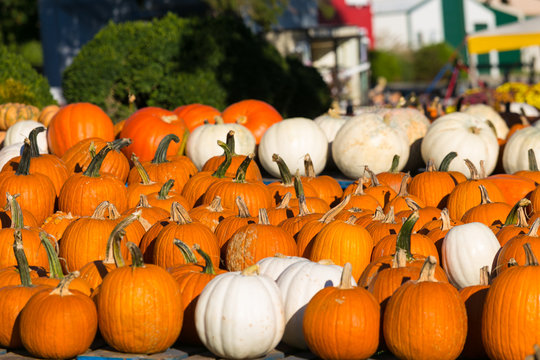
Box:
[412,42,455,81]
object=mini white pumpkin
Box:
[4,120,48,153]
[313,108,348,143]
[462,103,509,139]
[195,265,285,359]
[276,259,357,349]
[256,255,310,281]
[441,222,501,289]
[502,123,540,174]
[0,142,23,170]
[421,112,499,177]
[509,102,540,117]
[186,120,255,170]
[258,117,328,178]
[332,112,409,178]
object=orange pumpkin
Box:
[47,102,114,157]
[496,217,540,274]
[301,153,343,206]
[188,196,235,232]
[174,103,221,132]
[221,99,282,144]
[38,104,60,127]
[119,106,188,162]
[460,184,512,227]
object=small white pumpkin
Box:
[195,265,285,359]
[463,103,509,139]
[441,222,501,289]
[313,108,348,143]
[502,124,540,174]
[256,255,310,281]
[4,120,48,153]
[332,112,409,177]
[509,102,540,117]
[421,112,499,177]
[0,142,23,170]
[258,117,328,178]
[276,259,357,349]
[186,120,256,170]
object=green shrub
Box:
[369,49,410,83]
[0,45,55,107]
[62,12,331,122]
[412,42,455,81]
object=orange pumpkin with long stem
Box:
[96,242,183,354]
[496,217,540,274]
[266,192,298,225]
[303,263,380,360]
[146,179,190,212]
[225,208,297,271]
[0,197,38,228]
[126,154,163,209]
[395,198,442,233]
[61,137,131,182]
[360,167,397,209]
[201,130,262,181]
[122,194,169,232]
[188,196,235,232]
[383,256,467,360]
[376,154,410,193]
[58,139,130,216]
[126,133,197,193]
[460,184,513,227]
[342,176,380,212]
[301,153,343,206]
[384,174,425,213]
[214,196,257,258]
[181,140,234,208]
[0,230,48,349]
[19,271,98,359]
[2,127,69,196]
[0,139,56,224]
[266,154,318,205]
[169,240,227,345]
[495,198,531,246]
[365,207,403,245]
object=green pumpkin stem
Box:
[6,193,24,230]
[225,130,237,155]
[39,232,64,279]
[212,140,233,178]
[234,154,254,183]
[177,130,189,157]
[151,134,180,164]
[28,127,45,158]
[395,210,419,260]
[110,138,132,151]
[83,143,113,178]
[528,149,539,171]
[131,154,153,185]
[294,170,311,216]
[15,139,32,176]
[173,239,198,264]
[106,210,141,266]
[272,154,293,186]
[13,229,33,287]
[126,242,145,268]
[438,152,458,171]
[504,198,531,226]
[389,154,400,173]
[157,179,175,200]
[193,243,217,275]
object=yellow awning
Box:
[467,17,540,55]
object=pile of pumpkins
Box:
[0,99,539,360]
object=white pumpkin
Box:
[502,124,540,174]
[195,265,285,359]
[186,121,255,170]
[463,103,509,139]
[441,222,501,289]
[4,120,48,153]
[276,260,357,349]
[331,112,409,178]
[313,109,348,143]
[256,255,310,281]
[0,142,23,170]
[421,112,499,177]
[258,117,328,178]
[509,102,540,117]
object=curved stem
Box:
[504,198,531,226]
[13,229,32,287]
[83,143,113,178]
[364,166,380,187]
[389,154,400,173]
[438,152,458,171]
[225,130,237,155]
[157,179,175,200]
[131,154,153,185]
[276,192,292,209]
[319,195,351,223]
[233,154,254,184]
[206,196,225,212]
[294,170,311,216]
[171,202,193,224]
[396,210,419,259]
[50,271,79,296]
[272,154,293,186]
[151,134,180,164]
[478,185,492,205]
[417,256,437,282]
[439,208,452,231]
[7,193,24,230]
[105,210,141,265]
[524,242,539,266]
[528,148,539,171]
[258,208,270,225]
[126,242,145,268]
[212,140,233,178]
[396,173,411,197]
[304,154,316,178]
[40,232,64,279]
[235,196,252,218]
[28,127,45,158]
[15,139,32,176]
[527,218,540,237]
[464,159,480,180]
[193,243,217,274]
[173,239,198,264]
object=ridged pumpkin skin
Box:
[482,261,540,360]
[19,286,98,359]
[174,103,221,132]
[0,103,40,130]
[383,258,467,360]
[303,266,380,360]
[97,263,183,354]
[47,102,114,157]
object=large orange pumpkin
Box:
[221,99,282,144]
[119,107,188,162]
[47,102,114,157]
[174,103,221,132]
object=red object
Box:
[318,0,374,48]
